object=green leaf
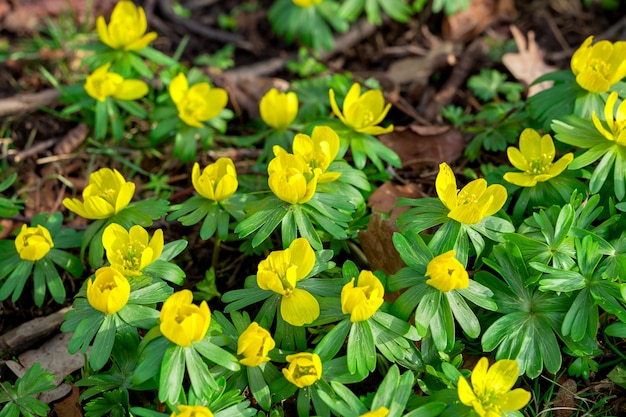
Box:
[392,230,432,272]
[117,304,159,330]
[46,248,83,277]
[185,346,216,398]
[141,260,185,285]
[194,339,241,372]
[314,318,351,362]
[159,239,188,261]
[159,344,185,403]
[0,260,33,302]
[346,321,375,378]
[90,314,116,370]
[446,291,480,338]
[248,366,271,411]
[414,288,440,336]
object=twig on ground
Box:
[426,37,487,120]
[0,306,71,356]
[0,89,60,118]
[157,0,254,51]
[11,137,58,163]
[225,17,379,78]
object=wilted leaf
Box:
[502,25,557,97]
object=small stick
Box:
[0,89,60,118]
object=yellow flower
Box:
[458,358,531,417]
[191,158,238,202]
[282,352,322,388]
[360,408,389,417]
[260,88,299,130]
[256,238,319,326]
[15,224,54,261]
[171,405,214,417]
[329,83,393,135]
[160,290,211,347]
[592,91,626,145]
[268,153,318,205]
[504,128,574,187]
[96,1,157,51]
[63,168,135,220]
[237,322,275,367]
[291,126,341,183]
[425,250,468,292]
[292,0,323,6]
[102,223,164,276]
[571,36,626,93]
[169,73,228,128]
[435,163,507,225]
[84,63,149,102]
[87,267,131,314]
[341,270,384,322]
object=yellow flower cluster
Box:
[425,250,468,293]
[504,128,573,187]
[329,83,393,135]
[436,163,507,225]
[256,238,319,326]
[15,224,54,262]
[282,352,322,388]
[171,405,214,417]
[97,1,157,51]
[260,88,299,130]
[341,270,384,322]
[102,223,163,276]
[192,158,238,202]
[268,126,340,204]
[237,322,275,367]
[63,168,135,220]
[87,267,130,315]
[160,290,211,347]
[169,73,228,128]
[84,63,149,103]
[458,358,530,417]
[571,36,626,93]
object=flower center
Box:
[528,158,551,174]
[294,364,318,379]
[589,58,609,78]
[98,280,117,292]
[117,240,147,271]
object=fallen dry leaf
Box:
[379,124,464,170]
[358,212,406,277]
[6,332,85,404]
[52,385,83,417]
[443,0,517,43]
[368,181,424,223]
[502,25,558,97]
[54,123,88,156]
[552,378,578,417]
[0,0,117,33]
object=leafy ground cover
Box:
[1,0,626,416]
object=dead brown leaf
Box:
[358,212,406,277]
[52,385,83,417]
[54,123,88,156]
[502,25,558,97]
[552,378,578,417]
[368,181,424,223]
[443,0,518,43]
[6,332,85,404]
[1,0,117,33]
[379,125,464,170]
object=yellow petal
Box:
[169,73,188,105]
[281,288,319,326]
